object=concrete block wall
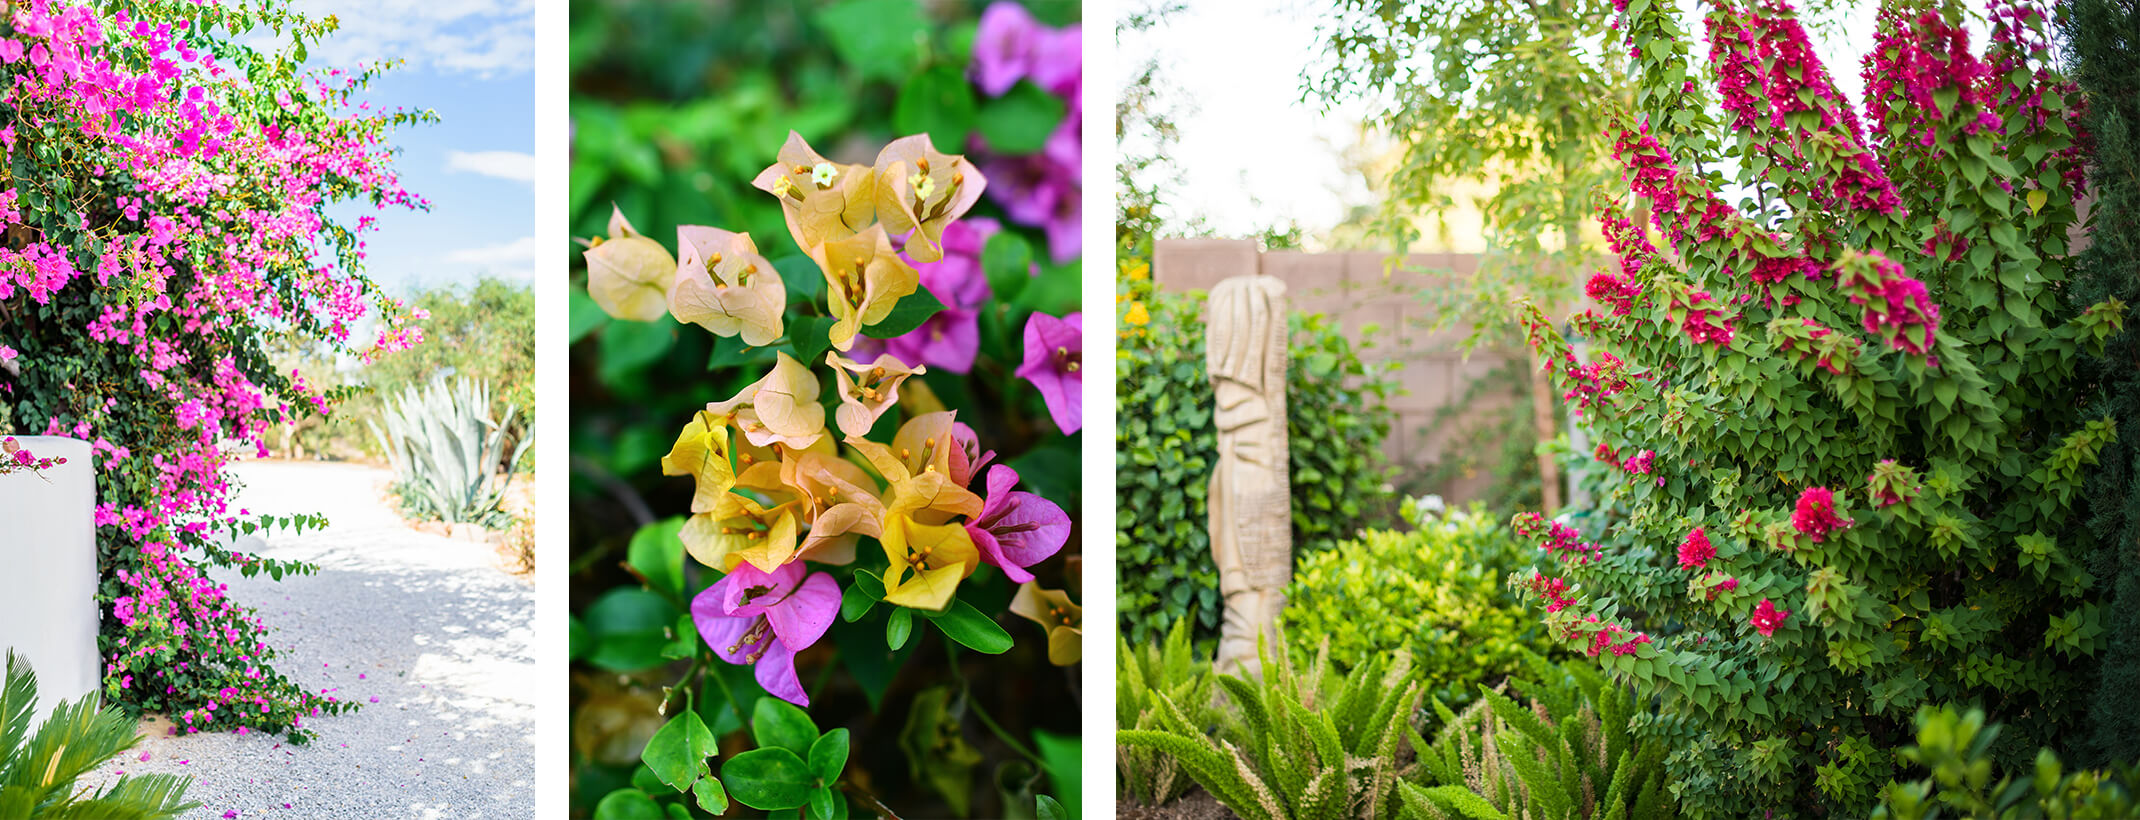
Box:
[1150,238,1522,504]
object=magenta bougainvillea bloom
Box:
[965,465,1071,583]
[1678,290,1735,346]
[691,561,839,706]
[852,219,997,373]
[1586,271,1640,316]
[1837,250,1941,355]
[1751,598,1791,637]
[968,2,1081,264]
[1016,311,1082,434]
[1866,459,1921,507]
[1790,486,1849,542]
[1622,448,1657,475]
[1678,527,1715,570]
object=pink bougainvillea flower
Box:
[1834,249,1940,355]
[671,226,785,347]
[1678,527,1716,570]
[971,2,1041,96]
[584,205,675,322]
[828,351,925,438]
[1016,312,1082,434]
[1586,271,1640,316]
[751,131,876,254]
[811,225,921,352]
[983,150,1081,264]
[1865,459,1921,507]
[693,561,839,706]
[1751,598,1792,637]
[964,465,1070,583]
[1790,486,1850,541]
[709,352,827,450]
[852,219,996,373]
[872,135,987,264]
[1010,582,1082,666]
[1677,289,1735,346]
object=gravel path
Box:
[86,460,536,819]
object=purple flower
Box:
[1016,312,1082,435]
[965,465,1071,583]
[1030,25,1082,101]
[691,561,839,706]
[984,150,1081,264]
[971,2,1040,96]
[855,219,997,373]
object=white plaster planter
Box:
[0,436,99,721]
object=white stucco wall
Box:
[0,436,99,722]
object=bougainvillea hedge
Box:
[1507,0,2124,814]
[0,1,427,741]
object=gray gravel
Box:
[84,460,536,819]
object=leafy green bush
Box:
[1875,705,2140,820]
[1284,505,1550,720]
[1505,0,2120,814]
[1118,618,1220,807]
[1117,628,1424,820]
[0,652,197,818]
[1116,281,1402,647]
[1403,653,1677,820]
[370,375,529,527]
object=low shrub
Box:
[1117,618,1220,808]
[1284,504,1551,720]
[1116,280,1401,647]
[0,652,197,818]
[1875,705,2140,819]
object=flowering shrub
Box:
[1505,0,2123,813]
[0,1,426,741]
[567,4,1082,816]
[0,436,62,476]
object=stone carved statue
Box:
[1206,275,1292,675]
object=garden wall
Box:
[1150,238,1516,503]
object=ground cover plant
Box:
[0,0,428,742]
[567,2,1083,816]
[1505,0,2123,814]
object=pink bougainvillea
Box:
[1750,598,1791,636]
[1678,526,1715,570]
[1790,486,1850,542]
[0,0,424,740]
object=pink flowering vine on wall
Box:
[0,0,427,742]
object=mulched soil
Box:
[1118,788,1241,820]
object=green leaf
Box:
[810,728,852,783]
[693,777,730,815]
[592,789,666,820]
[925,598,1012,653]
[722,747,816,811]
[981,231,1035,299]
[976,81,1067,154]
[773,255,825,304]
[642,710,718,792]
[752,697,821,757]
[570,286,610,344]
[583,588,678,672]
[887,606,914,650]
[862,287,947,339]
[598,319,676,382]
[894,64,978,150]
[1037,794,1069,820]
[840,579,878,623]
[809,786,838,820]
[785,315,836,369]
[1034,729,1083,819]
[812,0,928,82]
[626,517,688,600]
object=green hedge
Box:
[1115,280,1400,647]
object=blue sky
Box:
[282,0,536,297]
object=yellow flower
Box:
[828,351,925,438]
[671,226,786,347]
[871,134,986,263]
[659,410,735,514]
[1124,301,1150,327]
[1011,583,1082,666]
[684,492,804,573]
[584,205,675,322]
[750,131,876,253]
[710,352,827,451]
[880,513,980,611]
[845,431,982,526]
[811,225,919,352]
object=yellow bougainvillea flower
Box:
[890,411,995,489]
[1011,582,1082,666]
[710,352,827,450]
[782,450,881,566]
[828,352,925,438]
[660,410,735,514]
[871,135,987,264]
[750,131,876,253]
[847,433,982,525]
[671,226,786,347]
[880,513,980,611]
[584,205,675,322]
[811,225,920,352]
[687,492,805,573]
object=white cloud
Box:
[447,150,536,184]
[283,0,533,77]
[444,236,537,280]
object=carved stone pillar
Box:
[1206,275,1291,676]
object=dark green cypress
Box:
[2063,0,2140,768]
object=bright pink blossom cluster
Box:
[1676,289,1735,346]
[1521,570,1579,613]
[1790,486,1850,542]
[0,436,63,474]
[1751,598,1791,636]
[1562,351,1632,412]
[1570,614,1654,657]
[1513,511,1604,563]
[1836,250,1940,355]
[1678,526,1715,570]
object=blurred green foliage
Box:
[1284,505,1557,724]
[1114,281,1401,649]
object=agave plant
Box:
[0,652,196,818]
[369,374,530,527]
